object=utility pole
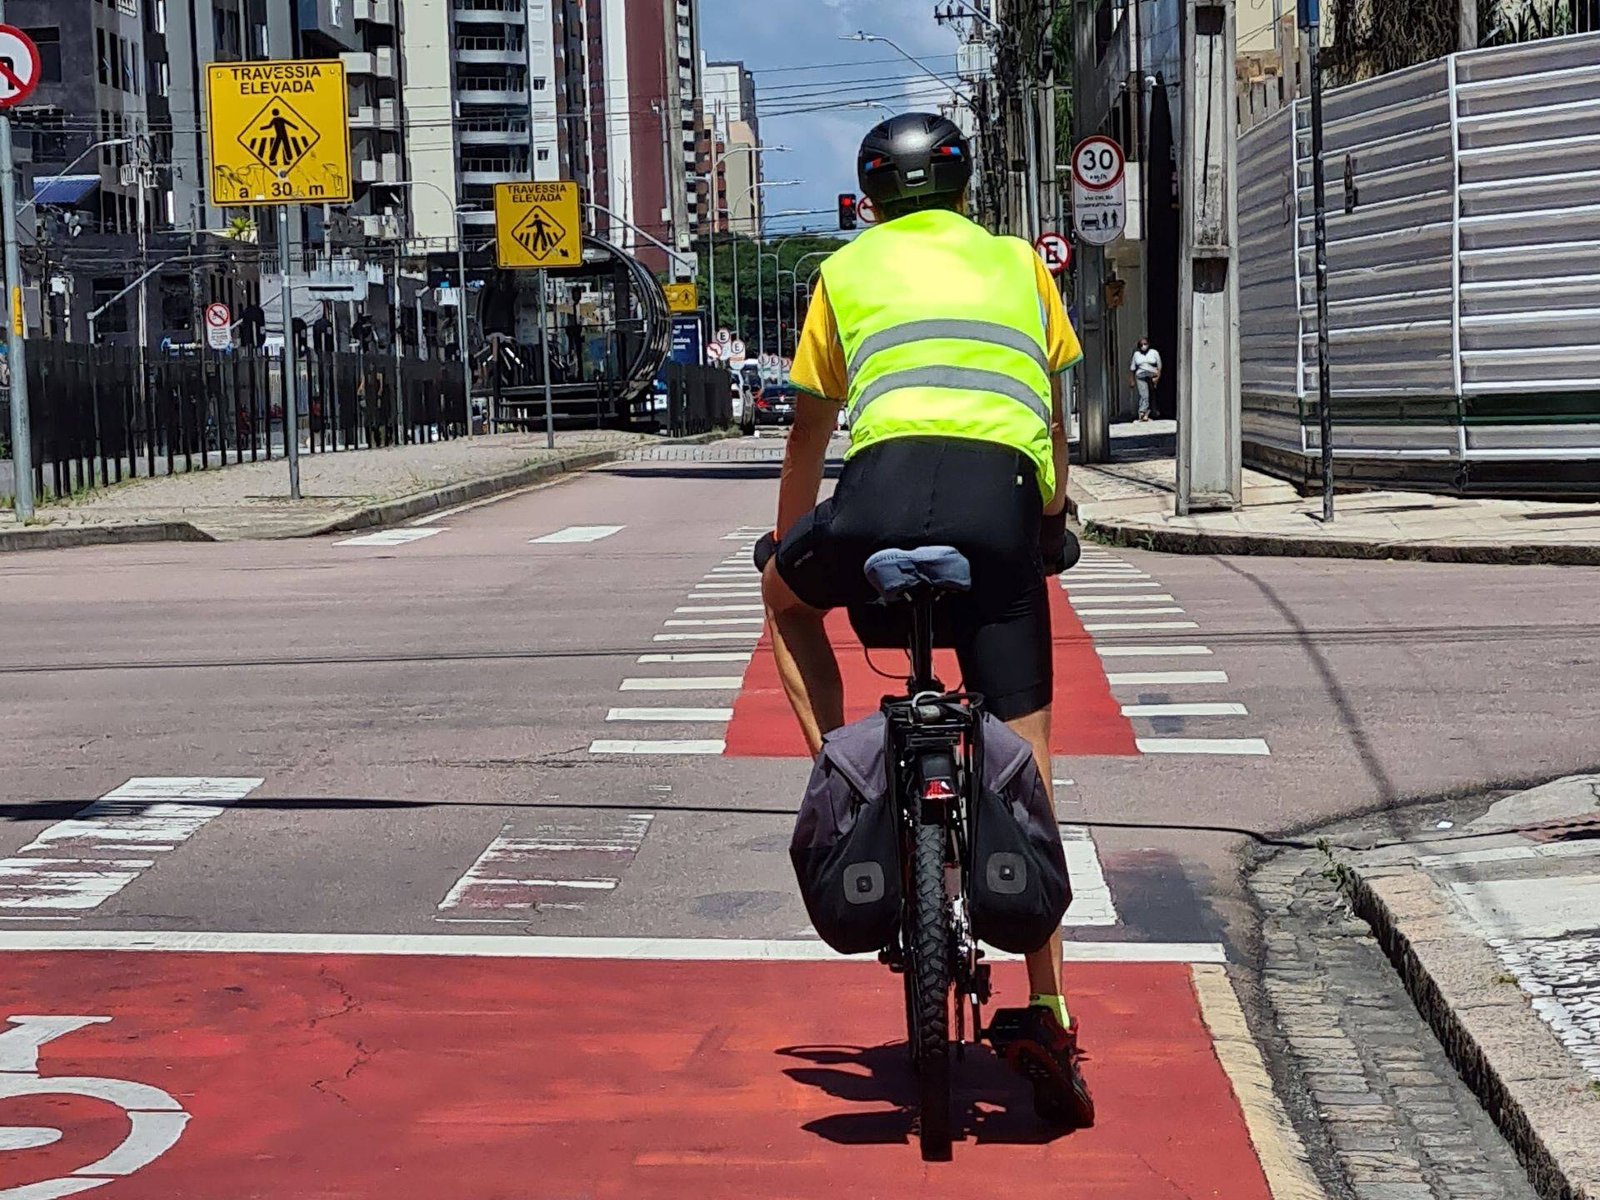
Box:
[1175,0,1242,514]
[0,0,34,520]
[1302,0,1335,520]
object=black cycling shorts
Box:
[773,437,1052,722]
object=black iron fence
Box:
[661,362,733,438]
[1,341,467,500]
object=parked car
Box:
[730,373,754,435]
[752,381,797,431]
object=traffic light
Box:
[837,193,858,231]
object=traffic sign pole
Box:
[538,271,554,450]
[277,206,301,501]
[0,14,38,522]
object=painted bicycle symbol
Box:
[0,1015,189,1200]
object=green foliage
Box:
[692,232,848,348]
[1054,3,1074,141]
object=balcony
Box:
[456,35,525,65]
[460,165,527,186]
[361,213,401,240]
[457,77,528,105]
[353,0,395,23]
[453,0,523,21]
[342,47,396,78]
[356,152,403,185]
[459,117,529,145]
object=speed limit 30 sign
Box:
[1073,135,1126,191]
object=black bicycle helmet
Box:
[857,113,971,214]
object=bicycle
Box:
[856,545,992,1162]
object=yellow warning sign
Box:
[664,283,698,313]
[207,60,351,207]
[494,181,582,269]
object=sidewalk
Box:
[1328,777,1600,1198]
[1070,422,1600,565]
[2,430,706,550]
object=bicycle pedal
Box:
[983,1006,1033,1050]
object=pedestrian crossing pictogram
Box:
[512,203,567,261]
[494,180,582,269]
[240,96,320,175]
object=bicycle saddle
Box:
[864,546,972,602]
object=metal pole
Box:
[1308,16,1335,522]
[456,219,473,435]
[135,137,149,415]
[390,243,402,442]
[278,206,301,500]
[1,103,33,520]
[537,269,554,450]
[755,238,765,360]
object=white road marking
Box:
[588,739,727,755]
[606,707,734,722]
[1061,826,1117,926]
[1067,574,1152,582]
[675,604,765,613]
[619,677,744,691]
[1069,594,1175,605]
[1075,606,1186,617]
[335,528,444,547]
[0,930,1229,964]
[1136,738,1272,756]
[652,632,762,642]
[0,778,263,912]
[1105,670,1229,686]
[529,525,625,544]
[1096,645,1214,657]
[1122,702,1249,717]
[638,652,753,664]
[663,617,766,627]
[686,592,761,601]
[694,581,765,590]
[707,569,761,577]
[1062,585,1164,595]
[1083,621,1200,632]
[438,812,653,915]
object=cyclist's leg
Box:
[1006,703,1064,1000]
[762,564,842,756]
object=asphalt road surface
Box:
[4,437,1597,1197]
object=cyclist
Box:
[758,113,1093,1126]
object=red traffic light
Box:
[837,193,858,231]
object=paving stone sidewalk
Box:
[1070,423,1600,565]
[2,430,690,546]
[1319,777,1600,1199]
[1250,848,1541,1200]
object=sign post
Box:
[494,181,582,449]
[1301,0,1335,522]
[204,303,233,352]
[0,19,40,521]
[206,59,351,501]
[1071,136,1128,247]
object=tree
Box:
[693,232,848,352]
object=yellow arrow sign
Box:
[207,60,351,206]
[494,182,582,269]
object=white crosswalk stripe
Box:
[438,812,654,918]
[0,778,263,912]
[530,525,625,544]
[335,528,444,547]
[619,677,744,691]
[607,707,735,722]
[589,739,727,755]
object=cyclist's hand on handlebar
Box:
[753,530,779,573]
[1039,510,1081,576]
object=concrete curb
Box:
[1,432,731,552]
[0,521,214,553]
[1333,858,1600,1200]
[1082,517,1600,567]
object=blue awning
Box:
[32,174,101,207]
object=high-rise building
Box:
[702,59,759,235]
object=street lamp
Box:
[706,144,787,337]
[391,179,474,437]
[839,32,972,103]
[18,137,134,220]
[730,179,799,341]
[844,101,897,121]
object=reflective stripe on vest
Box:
[820,210,1055,501]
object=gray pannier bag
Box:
[790,711,1070,956]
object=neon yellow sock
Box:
[1029,993,1071,1029]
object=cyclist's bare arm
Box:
[775,393,840,537]
[1045,375,1069,517]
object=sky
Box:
[698,0,968,237]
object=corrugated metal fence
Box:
[1239,31,1600,494]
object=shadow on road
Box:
[776,1041,1071,1149]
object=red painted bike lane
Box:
[725,585,1138,758]
[2,949,1272,1199]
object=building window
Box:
[23,28,61,82]
[532,76,546,90]
[93,279,130,332]
[122,39,136,94]
[537,148,549,161]
[96,29,109,84]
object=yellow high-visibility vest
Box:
[821,208,1054,501]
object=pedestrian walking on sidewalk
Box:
[1129,336,1162,421]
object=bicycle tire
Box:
[909,814,953,1161]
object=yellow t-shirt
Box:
[789,252,1083,407]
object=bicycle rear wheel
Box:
[908,814,952,1160]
